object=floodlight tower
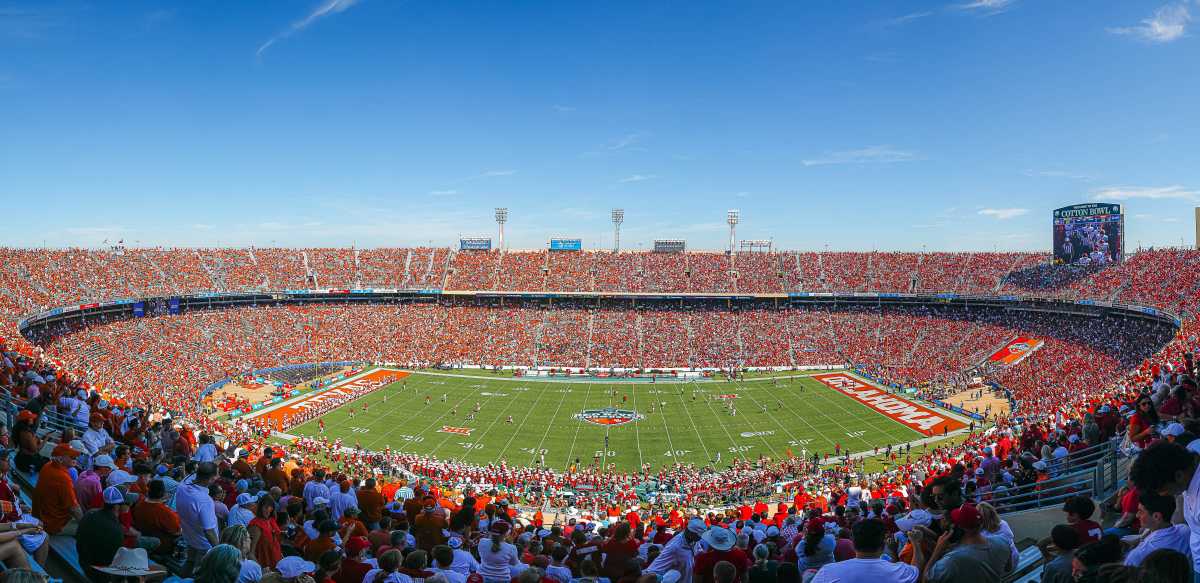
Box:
[612,208,624,252]
[727,209,739,255]
[495,207,508,250]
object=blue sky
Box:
[1,0,1197,251]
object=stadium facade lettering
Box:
[812,373,966,435]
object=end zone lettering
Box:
[812,373,966,435]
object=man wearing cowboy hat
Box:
[95,547,165,583]
[693,526,750,583]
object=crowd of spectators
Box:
[5,246,1200,580]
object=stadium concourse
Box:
[4,248,1200,581]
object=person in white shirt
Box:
[478,521,519,583]
[446,537,480,575]
[227,493,257,529]
[176,462,219,574]
[432,545,469,583]
[1124,491,1192,567]
[1128,442,1200,581]
[81,414,116,456]
[645,518,705,583]
[811,519,917,583]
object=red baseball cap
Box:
[949,504,982,530]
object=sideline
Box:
[399,369,837,384]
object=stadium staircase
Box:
[994,438,1131,582]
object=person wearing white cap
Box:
[77,486,133,581]
[1163,423,1187,443]
[228,493,258,528]
[645,518,705,583]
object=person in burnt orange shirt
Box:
[33,443,84,535]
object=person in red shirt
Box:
[335,537,374,583]
[693,527,751,583]
[1060,496,1102,545]
[600,521,640,580]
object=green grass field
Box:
[287,371,925,472]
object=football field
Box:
[286,370,927,472]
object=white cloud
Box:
[481,169,516,177]
[257,0,362,59]
[1093,185,1198,200]
[552,105,576,113]
[978,208,1029,220]
[428,190,458,196]
[877,11,933,27]
[802,145,921,166]
[954,0,1016,15]
[1022,169,1093,181]
[617,174,658,184]
[1108,4,1190,43]
[606,133,645,151]
[192,224,216,230]
[734,191,751,198]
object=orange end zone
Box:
[811,373,967,436]
[251,369,409,425]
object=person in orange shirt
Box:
[131,479,182,558]
[339,506,369,540]
[32,443,84,535]
[305,520,340,563]
[356,478,386,530]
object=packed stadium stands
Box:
[4,245,1200,581]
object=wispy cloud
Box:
[876,11,933,27]
[428,190,458,196]
[802,145,921,167]
[1093,185,1198,200]
[552,105,576,113]
[606,133,646,151]
[953,0,1016,15]
[734,191,751,198]
[617,174,658,184]
[0,6,66,40]
[257,0,362,59]
[1108,4,1190,43]
[481,169,516,177]
[191,224,216,230]
[978,208,1029,220]
[1022,169,1094,181]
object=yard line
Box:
[699,387,773,462]
[804,378,919,443]
[782,379,890,450]
[630,385,644,469]
[726,383,791,458]
[408,381,492,456]
[362,380,438,450]
[650,387,683,467]
[494,382,551,464]
[671,383,713,463]
[453,381,526,462]
[764,380,842,456]
[561,383,593,469]
[528,386,573,466]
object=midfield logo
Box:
[574,407,644,426]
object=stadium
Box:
[5,2,1199,581]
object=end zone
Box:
[811,373,968,436]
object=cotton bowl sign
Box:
[812,373,965,436]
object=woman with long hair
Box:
[795,520,834,576]
[478,521,518,583]
[1128,396,1161,447]
[976,502,1019,573]
[249,495,283,568]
